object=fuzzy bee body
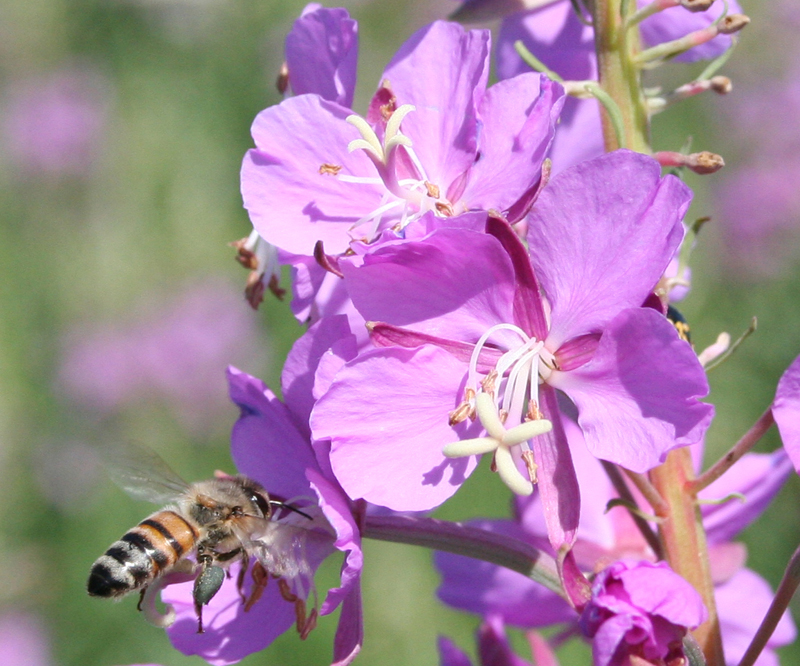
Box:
[89,508,199,598]
[87,444,319,634]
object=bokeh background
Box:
[1,0,799,664]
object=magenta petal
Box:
[227,366,319,499]
[381,21,488,191]
[528,151,690,348]
[716,567,797,666]
[549,309,713,472]
[701,450,793,544]
[242,95,385,256]
[774,353,800,472]
[163,563,295,666]
[282,315,356,435]
[340,228,519,347]
[438,636,474,666]
[466,74,564,212]
[285,6,358,108]
[311,345,481,511]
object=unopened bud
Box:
[680,0,714,12]
[654,150,725,174]
[688,151,725,174]
[276,62,289,95]
[709,76,732,94]
[718,14,750,35]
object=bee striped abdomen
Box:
[87,510,200,598]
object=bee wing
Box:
[237,521,315,581]
[103,442,190,504]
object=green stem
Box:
[362,514,566,600]
[591,0,650,152]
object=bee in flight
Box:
[87,443,320,635]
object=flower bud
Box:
[680,0,715,12]
[718,14,751,35]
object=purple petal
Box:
[438,636,474,666]
[639,0,743,63]
[285,6,358,107]
[701,450,793,544]
[774,353,800,472]
[716,567,797,666]
[242,95,385,256]
[163,563,296,666]
[549,308,713,472]
[311,345,482,511]
[495,3,602,173]
[381,21,489,194]
[227,367,319,499]
[465,74,564,213]
[533,385,581,551]
[528,151,690,348]
[496,2,595,82]
[340,228,520,348]
[477,615,535,666]
[282,315,356,436]
[436,519,574,627]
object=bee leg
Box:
[193,549,225,634]
[137,588,147,612]
[236,552,250,604]
[277,578,316,639]
[244,561,268,612]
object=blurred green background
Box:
[1,0,798,664]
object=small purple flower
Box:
[579,559,707,666]
[161,366,363,666]
[241,20,563,257]
[2,66,109,177]
[57,280,263,434]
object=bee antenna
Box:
[269,500,313,521]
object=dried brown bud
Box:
[718,14,750,35]
[680,0,715,12]
[709,76,732,94]
[276,62,289,95]
[687,151,725,174]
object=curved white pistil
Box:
[340,105,454,241]
[444,324,555,495]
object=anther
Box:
[319,163,343,176]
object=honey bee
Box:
[87,443,320,635]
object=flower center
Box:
[443,323,555,496]
[336,105,455,242]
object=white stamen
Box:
[494,445,533,496]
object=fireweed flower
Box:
[579,559,707,666]
[160,367,363,666]
[773,353,800,473]
[435,417,796,665]
[311,150,712,541]
[459,0,742,172]
[241,19,564,258]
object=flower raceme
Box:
[310,150,714,554]
[241,19,564,258]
